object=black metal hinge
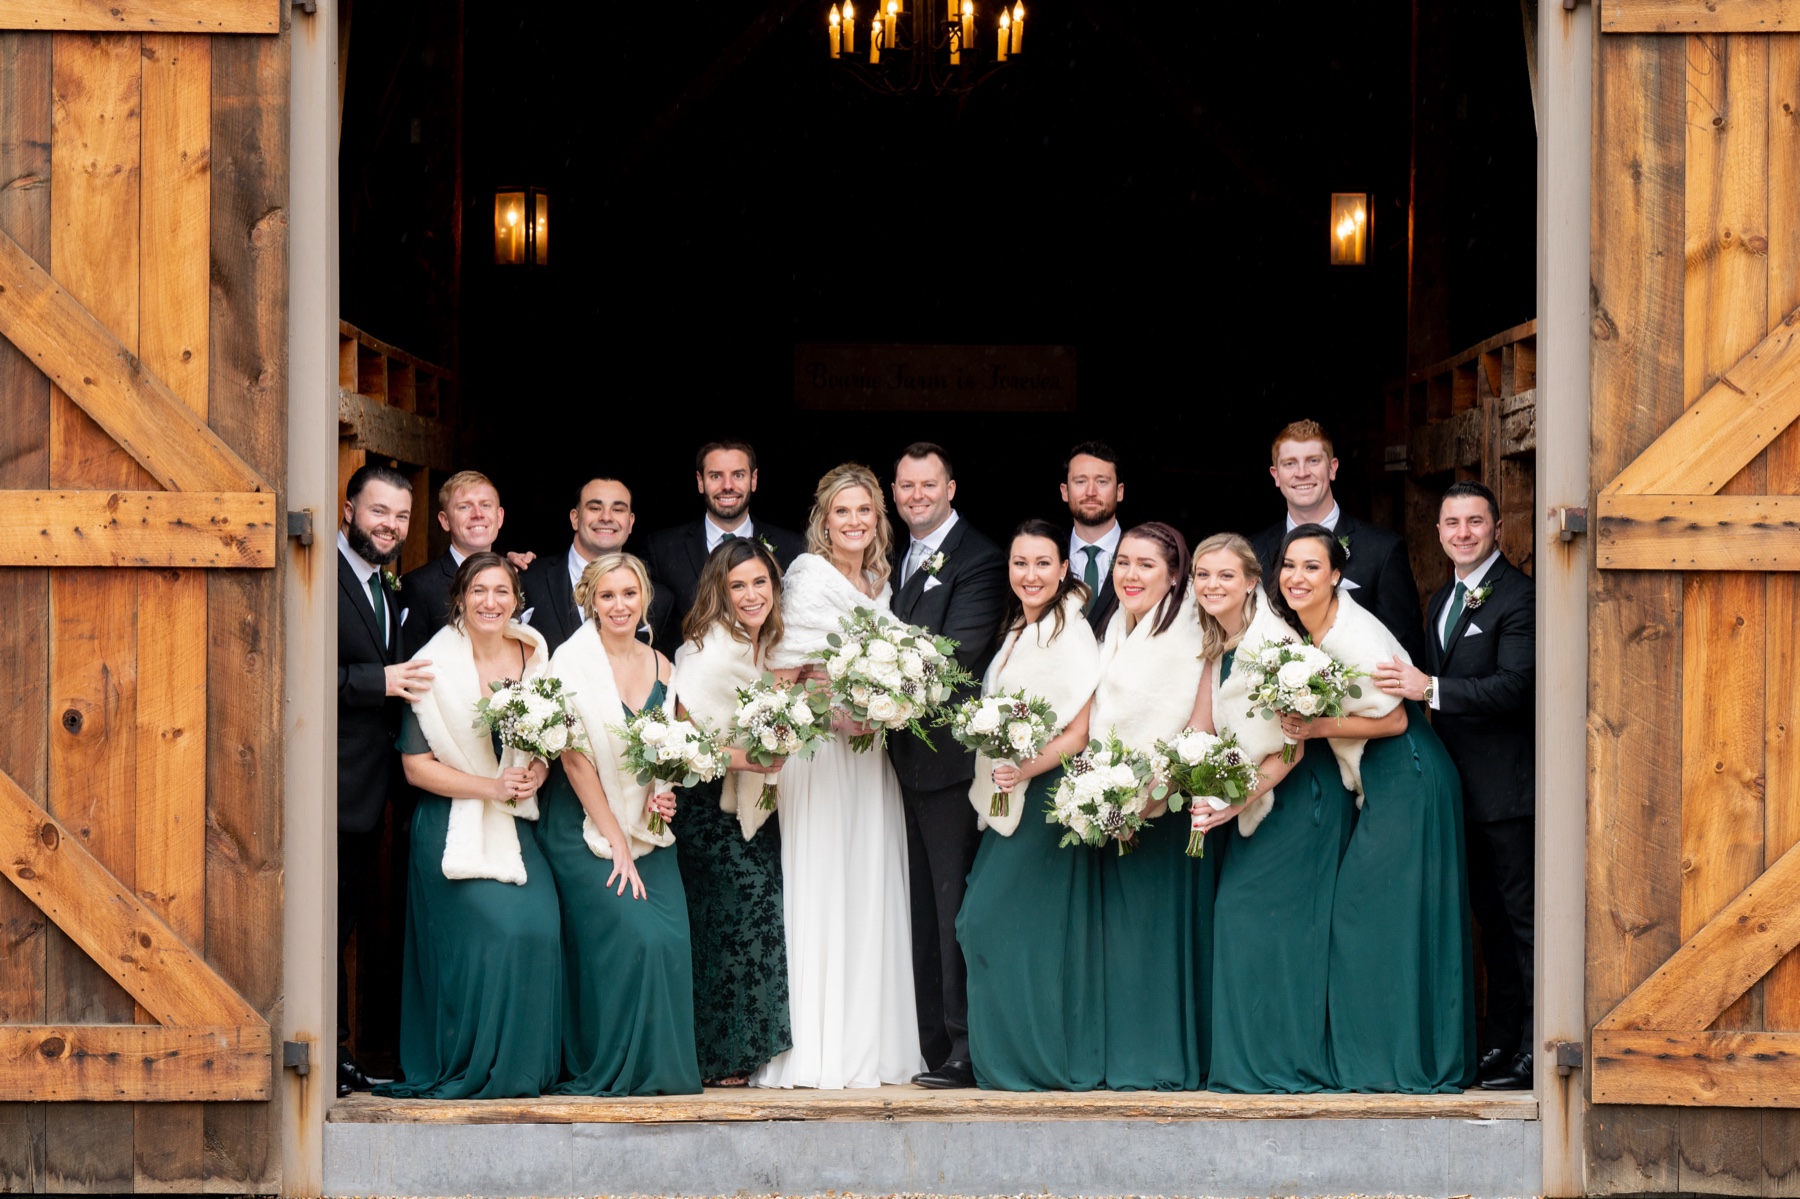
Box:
[282,1040,312,1076]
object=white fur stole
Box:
[1090,591,1205,756]
[970,594,1101,836]
[1315,589,1407,802]
[674,624,771,840]
[766,552,891,670]
[550,621,678,861]
[1212,590,1304,836]
[410,620,551,885]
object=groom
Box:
[887,442,1006,1089]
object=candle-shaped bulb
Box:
[506,208,519,226]
[1010,1,1022,53]
[843,0,855,51]
[963,0,972,14]
[871,12,882,60]
[1353,206,1365,225]
[830,4,840,25]
[829,3,842,56]
[997,8,1009,58]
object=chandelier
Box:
[826,0,1024,95]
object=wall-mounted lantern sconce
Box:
[495,187,549,266]
[1329,192,1369,266]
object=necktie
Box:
[906,541,929,584]
[720,531,739,542]
[367,573,388,650]
[1081,545,1102,611]
[1442,580,1467,650]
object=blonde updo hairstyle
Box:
[804,462,894,591]
[575,552,656,636]
[1191,532,1263,662]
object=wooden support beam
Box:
[0,1,278,32]
[1605,306,1800,497]
[0,491,276,568]
[337,387,452,470]
[0,1026,269,1102]
[1603,0,1800,33]
[1597,494,1800,570]
[1593,1030,1800,1106]
[0,767,264,1029]
[0,228,270,494]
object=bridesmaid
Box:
[672,539,792,1085]
[1187,533,1349,1093]
[540,552,704,1096]
[1270,524,1475,1093]
[377,553,563,1099]
[955,520,1104,1092]
[1090,521,1213,1091]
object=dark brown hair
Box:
[895,441,954,481]
[682,538,786,656]
[446,551,524,631]
[1000,519,1087,644]
[1119,521,1191,637]
[695,438,757,473]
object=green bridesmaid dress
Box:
[1208,652,1358,1093]
[375,716,564,1100]
[674,775,791,1081]
[1327,700,1477,1093]
[536,679,704,1096]
[957,768,1106,1091]
[1098,794,1219,1091]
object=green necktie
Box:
[720,531,739,542]
[1081,545,1102,611]
[1441,580,1467,650]
[367,573,388,649]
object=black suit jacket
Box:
[399,550,459,658]
[521,545,674,655]
[338,549,405,834]
[1072,567,1117,637]
[1423,555,1535,823]
[1251,512,1426,663]
[643,517,805,657]
[886,517,1009,792]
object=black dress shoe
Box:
[1475,1046,1507,1083]
[338,1056,377,1093]
[1478,1050,1533,1090]
[337,1079,353,1098]
[911,1059,976,1089]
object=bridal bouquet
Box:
[1150,728,1262,857]
[943,690,1058,817]
[732,673,834,810]
[475,677,586,803]
[1047,730,1156,855]
[1240,638,1367,763]
[613,708,731,833]
[816,605,973,753]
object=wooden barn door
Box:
[1589,4,1800,1193]
[0,3,288,1193]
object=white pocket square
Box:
[1340,578,1361,591]
[924,576,943,592]
[520,607,536,625]
[400,607,410,626]
[1464,622,1483,637]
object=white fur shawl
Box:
[766,552,891,670]
[550,621,678,861]
[1315,589,1408,802]
[970,594,1101,836]
[1090,591,1205,755]
[410,620,551,885]
[673,624,771,841]
[1212,589,1303,836]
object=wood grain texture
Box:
[0,1026,269,1101]
[0,767,264,1029]
[203,24,287,1191]
[0,29,52,1196]
[0,490,276,566]
[1587,27,1687,1194]
[1606,0,1800,33]
[0,1,278,32]
[337,387,453,470]
[1600,840,1800,1031]
[1595,1030,1800,1106]
[1597,493,1800,568]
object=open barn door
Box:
[0,3,287,1192]
[1589,4,1800,1193]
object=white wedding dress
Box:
[751,553,925,1089]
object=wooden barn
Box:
[0,0,1797,1195]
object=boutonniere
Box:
[758,534,778,556]
[924,551,948,578]
[1337,534,1351,560]
[382,569,401,593]
[1464,582,1494,611]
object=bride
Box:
[751,463,925,1089]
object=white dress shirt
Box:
[1285,502,1341,533]
[705,515,755,554]
[567,543,594,591]
[339,530,388,647]
[449,544,468,568]
[903,510,960,585]
[1069,521,1122,589]
[1429,547,1502,709]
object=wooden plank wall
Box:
[0,23,286,1196]
[1589,27,1800,1195]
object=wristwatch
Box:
[1423,677,1436,706]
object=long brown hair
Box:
[1190,532,1261,661]
[1119,521,1191,637]
[446,551,524,631]
[999,519,1087,645]
[804,462,894,590]
[1266,523,1347,635]
[682,538,786,656]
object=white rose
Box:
[1299,644,1334,671]
[540,724,567,754]
[1259,644,1285,667]
[759,730,779,751]
[899,649,925,680]
[867,693,900,722]
[827,654,853,681]
[1292,692,1321,716]
[639,720,669,745]
[866,639,898,663]
[1276,660,1315,691]
[1109,764,1139,791]
[1007,721,1035,752]
[969,705,1002,735]
[850,684,872,707]
[790,698,814,726]
[523,693,557,724]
